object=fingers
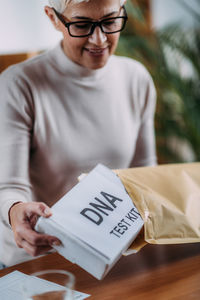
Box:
[9,202,52,230]
[9,201,61,257]
[20,225,60,247]
[14,223,61,256]
[20,239,53,257]
[26,202,52,218]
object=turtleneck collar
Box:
[49,41,110,82]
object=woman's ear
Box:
[44,6,60,30]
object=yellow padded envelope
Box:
[116,162,200,251]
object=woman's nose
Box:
[88,26,107,45]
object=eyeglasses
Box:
[53,6,128,38]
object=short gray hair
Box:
[49,0,126,13]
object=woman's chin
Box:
[82,48,109,69]
[88,61,107,70]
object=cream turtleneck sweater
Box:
[0,43,156,266]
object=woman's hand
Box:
[9,202,61,257]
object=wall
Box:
[0,0,61,54]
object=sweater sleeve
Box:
[0,67,33,227]
[130,69,157,167]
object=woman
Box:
[0,0,157,267]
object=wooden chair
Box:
[0,52,39,73]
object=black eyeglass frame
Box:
[53,6,128,38]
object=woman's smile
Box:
[84,47,109,57]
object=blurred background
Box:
[0,0,199,164]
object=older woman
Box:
[0,0,156,267]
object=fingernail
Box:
[51,240,61,246]
[44,208,52,215]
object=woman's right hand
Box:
[9,202,61,257]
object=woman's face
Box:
[47,0,122,69]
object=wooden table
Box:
[0,243,200,299]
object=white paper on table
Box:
[0,271,90,299]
